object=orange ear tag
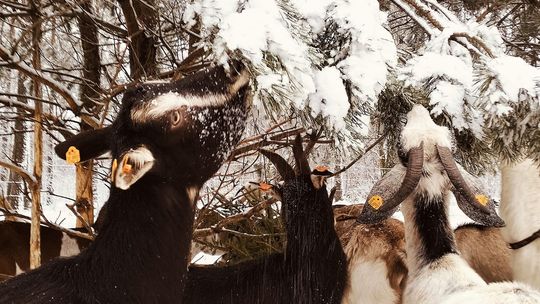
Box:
[65,146,81,164]
[368,195,383,210]
[259,182,272,192]
[315,165,329,172]
[121,156,132,174]
[475,194,489,206]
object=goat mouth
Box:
[112,147,155,190]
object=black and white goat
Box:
[357,105,540,304]
[500,159,540,289]
[182,136,348,304]
[0,64,250,303]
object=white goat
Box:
[500,159,540,289]
[356,105,540,304]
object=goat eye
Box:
[136,87,146,95]
[170,111,182,126]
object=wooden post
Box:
[30,0,43,269]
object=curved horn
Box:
[357,143,424,224]
[259,149,295,180]
[292,135,311,175]
[438,145,504,227]
[437,145,489,213]
[379,143,424,212]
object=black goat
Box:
[183,136,348,304]
[0,64,250,304]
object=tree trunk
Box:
[30,0,43,269]
[74,0,102,228]
[6,76,27,210]
[118,0,158,79]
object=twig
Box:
[330,131,388,178]
[193,198,278,238]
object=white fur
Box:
[440,282,540,304]
[114,146,155,190]
[343,259,400,304]
[131,69,250,123]
[131,93,229,123]
[500,159,540,289]
[403,254,485,303]
[401,105,452,152]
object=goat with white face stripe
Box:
[357,105,540,304]
[0,64,251,304]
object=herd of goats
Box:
[0,63,539,303]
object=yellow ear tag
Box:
[65,146,81,164]
[259,182,272,192]
[315,165,329,172]
[111,159,118,182]
[368,195,383,210]
[475,194,489,206]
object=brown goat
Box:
[454,224,512,282]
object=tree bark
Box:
[73,0,102,228]
[118,0,158,79]
[6,76,28,210]
[30,0,43,269]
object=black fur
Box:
[413,194,458,265]
[183,151,348,304]
[0,65,249,304]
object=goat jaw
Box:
[113,146,155,190]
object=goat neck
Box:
[82,180,194,302]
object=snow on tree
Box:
[183,0,397,151]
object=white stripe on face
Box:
[131,93,229,123]
[130,68,250,124]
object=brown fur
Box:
[334,204,408,303]
[454,224,512,282]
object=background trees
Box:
[0,0,538,265]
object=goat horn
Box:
[437,145,490,213]
[292,135,311,175]
[378,143,424,212]
[259,149,295,180]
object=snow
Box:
[483,55,540,105]
[183,0,397,148]
[400,52,472,88]
[309,67,349,130]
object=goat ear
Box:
[55,127,112,163]
[357,164,407,224]
[112,146,155,190]
[259,149,295,180]
[292,135,310,175]
[452,164,505,227]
